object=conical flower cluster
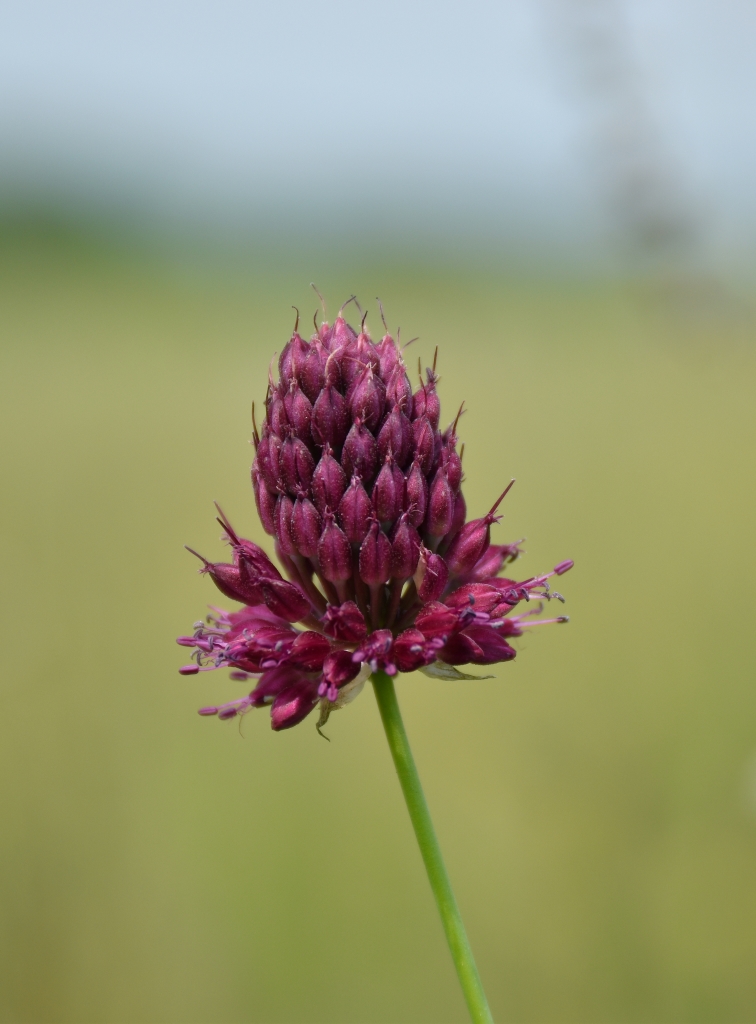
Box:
[177,300,573,732]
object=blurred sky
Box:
[2,1,755,267]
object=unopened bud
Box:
[444,483,514,576]
[414,547,449,602]
[404,458,429,528]
[270,685,318,731]
[282,383,313,444]
[258,579,311,622]
[291,496,322,557]
[442,445,462,492]
[342,419,378,483]
[342,330,380,389]
[280,435,315,496]
[426,466,455,537]
[311,444,347,514]
[412,416,435,475]
[255,433,282,492]
[390,514,421,579]
[375,332,399,380]
[317,512,353,581]
[311,384,349,452]
[377,405,412,468]
[385,364,413,414]
[299,337,328,402]
[373,454,405,523]
[278,331,309,386]
[328,313,356,352]
[359,520,392,585]
[252,469,277,535]
[266,391,288,437]
[338,474,372,543]
[347,364,385,432]
[274,494,297,556]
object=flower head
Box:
[178,299,573,732]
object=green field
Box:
[1,233,755,1023]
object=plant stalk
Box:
[371,670,494,1024]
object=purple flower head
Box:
[178,299,573,732]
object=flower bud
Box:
[446,490,466,543]
[426,466,455,537]
[442,445,462,492]
[342,419,378,483]
[338,474,372,543]
[317,512,353,582]
[299,336,328,402]
[372,454,405,524]
[404,458,429,528]
[390,514,421,579]
[255,433,282,492]
[252,469,277,535]
[266,391,288,439]
[311,444,347,514]
[342,330,380,389]
[258,579,311,622]
[192,556,263,606]
[414,547,449,602]
[328,313,356,352]
[274,494,297,556]
[282,383,312,444]
[280,435,315,495]
[311,384,349,452]
[291,496,321,558]
[377,405,413,468]
[385,364,413,414]
[444,484,513,577]
[347,365,385,432]
[412,416,435,475]
[413,372,440,429]
[270,684,318,730]
[322,600,368,642]
[375,332,399,380]
[279,331,309,386]
[359,521,392,585]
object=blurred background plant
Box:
[1,3,755,1023]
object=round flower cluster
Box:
[177,300,572,732]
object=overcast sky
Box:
[1,1,754,263]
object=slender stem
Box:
[371,671,494,1024]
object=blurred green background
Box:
[1,227,755,1024]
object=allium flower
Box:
[177,299,573,733]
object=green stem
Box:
[371,671,494,1024]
